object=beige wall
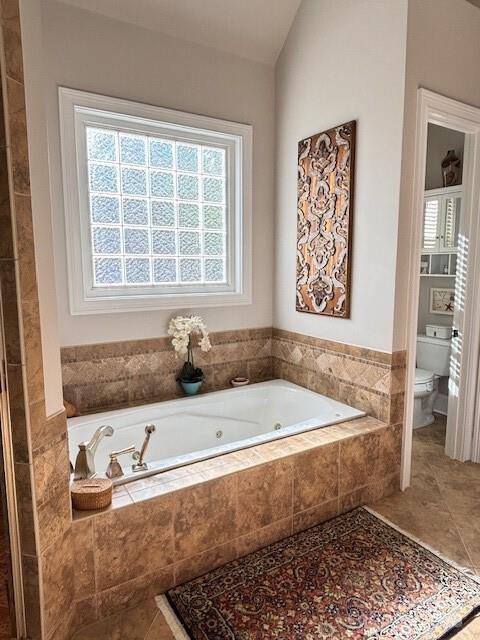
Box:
[393,0,480,351]
[37,0,275,346]
[273,0,408,353]
[27,0,480,395]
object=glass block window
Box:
[59,88,252,313]
[87,128,227,287]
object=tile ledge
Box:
[71,416,390,522]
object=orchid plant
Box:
[168,315,212,384]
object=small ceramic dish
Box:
[230,377,250,387]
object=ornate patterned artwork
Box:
[296,121,356,317]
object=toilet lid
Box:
[415,368,434,383]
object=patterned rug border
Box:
[159,507,480,640]
[156,595,190,640]
[364,508,480,639]
[365,507,480,585]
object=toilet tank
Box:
[416,335,451,376]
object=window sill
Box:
[70,289,252,315]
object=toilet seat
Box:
[414,368,434,398]
[413,368,437,428]
[415,368,434,384]
[414,334,451,429]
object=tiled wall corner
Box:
[272,328,406,426]
[0,3,73,638]
[60,327,407,423]
[61,328,273,415]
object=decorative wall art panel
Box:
[430,287,455,315]
[296,121,356,318]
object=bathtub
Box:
[67,379,365,485]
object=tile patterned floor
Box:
[371,416,480,639]
[72,416,480,639]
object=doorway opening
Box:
[403,89,480,490]
[413,124,464,452]
[379,89,480,585]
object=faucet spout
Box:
[88,425,114,457]
[74,425,114,480]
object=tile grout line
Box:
[427,458,477,570]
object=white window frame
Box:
[58,87,252,314]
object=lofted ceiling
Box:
[54,0,302,65]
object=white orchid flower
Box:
[168,315,212,358]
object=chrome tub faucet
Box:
[73,425,114,480]
[106,445,137,479]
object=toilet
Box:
[413,334,451,428]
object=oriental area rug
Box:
[158,508,480,640]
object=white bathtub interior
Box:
[68,379,366,485]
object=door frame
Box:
[402,88,480,487]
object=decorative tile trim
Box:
[273,328,406,367]
[61,327,272,363]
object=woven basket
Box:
[71,478,113,511]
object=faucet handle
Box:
[106,445,136,479]
[110,445,136,458]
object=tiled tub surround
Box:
[68,380,365,486]
[61,331,405,635]
[273,328,406,425]
[61,328,273,415]
[61,328,406,423]
[70,416,402,631]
